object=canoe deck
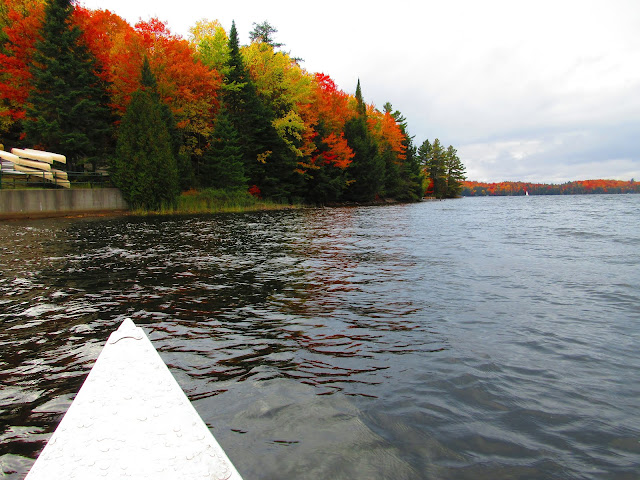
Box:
[25,318,243,480]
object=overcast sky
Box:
[79,0,640,183]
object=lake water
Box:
[1,195,639,479]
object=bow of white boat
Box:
[25,318,243,480]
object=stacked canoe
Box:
[0,148,70,188]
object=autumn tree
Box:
[135,18,221,185]
[0,1,45,143]
[0,0,44,47]
[72,6,142,118]
[242,39,318,187]
[24,0,112,170]
[365,102,410,199]
[189,19,230,76]
[112,63,178,209]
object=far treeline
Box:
[0,0,466,209]
[462,180,640,196]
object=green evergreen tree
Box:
[355,79,367,117]
[223,20,297,200]
[417,139,431,164]
[305,165,347,205]
[383,102,424,201]
[431,139,448,198]
[418,139,465,198]
[380,146,400,197]
[344,80,384,202]
[112,77,178,209]
[249,21,283,49]
[344,116,384,202]
[139,57,193,191]
[419,138,447,198]
[445,145,466,197]
[25,0,112,171]
[201,109,246,189]
[396,138,424,202]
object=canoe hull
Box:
[25,319,243,480]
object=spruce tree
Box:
[25,0,112,171]
[112,64,178,209]
[355,79,367,116]
[344,116,384,202]
[344,80,384,202]
[140,57,193,190]
[201,109,246,189]
[223,20,296,200]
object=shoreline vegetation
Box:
[1,0,466,209]
[130,189,422,217]
[134,188,301,216]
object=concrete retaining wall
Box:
[0,188,128,219]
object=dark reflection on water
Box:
[1,195,639,479]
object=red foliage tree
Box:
[0,1,44,129]
[73,7,142,115]
[134,19,222,158]
[305,72,354,170]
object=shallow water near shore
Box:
[1,194,639,479]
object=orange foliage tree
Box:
[307,73,354,170]
[134,19,222,160]
[0,0,44,140]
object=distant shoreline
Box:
[462,179,639,196]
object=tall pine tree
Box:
[445,145,466,198]
[25,0,112,171]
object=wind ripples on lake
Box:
[1,194,639,479]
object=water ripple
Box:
[1,196,639,479]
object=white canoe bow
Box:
[25,318,243,480]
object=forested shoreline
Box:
[0,0,467,209]
[462,180,640,196]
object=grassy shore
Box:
[130,188,301,215]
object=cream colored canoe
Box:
[25,319,244,480]
[9,155,52,172]
[0,150,21,163]
[12,165,70,187]
[51,169,68,180]
[13,164,55,180]
[12,148,53,164]
[53,179,71,188]
[21,148,66,164]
